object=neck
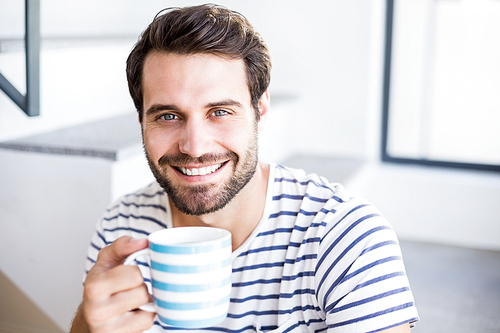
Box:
[170,161,270,251]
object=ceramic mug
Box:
[124,227,232,328]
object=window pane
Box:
[387,0,500,166]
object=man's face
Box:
[141,52,261,216]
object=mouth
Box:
[174,162,226,176]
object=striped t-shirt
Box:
[85,163,419,332]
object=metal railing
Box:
[0,0,40,117]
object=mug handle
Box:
[123,249,156,312]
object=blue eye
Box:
[213,109,228,116]
[160,114,177,121]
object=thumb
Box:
[94,236,148,271]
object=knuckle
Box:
[139,287,151,304]
[127,266,145,286]
[84,281,103,300]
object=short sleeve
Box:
[315,200,419,332]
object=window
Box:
[381,0,500,172]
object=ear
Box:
[257,89,270,133]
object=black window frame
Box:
[380,0,500,173]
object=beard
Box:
[144,131,259,216]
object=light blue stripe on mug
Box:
[158,312,228,329]
[152,275,231,292]
[155,293,230,310]
[150,237,231,254]
[151,257,231,273]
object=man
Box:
[71,4,419,332]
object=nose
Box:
[178,118,212,158]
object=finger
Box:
[122,310,156,333]
[111,282,151,313]
[90,265,146,297]
[95,236,148,272]
[100,309,155,333]
[83,282,151,330]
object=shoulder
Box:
[272,164,352,202]
[270,164,360,220]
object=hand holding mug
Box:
[76,237,155,333]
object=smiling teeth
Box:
[179,163,223,176]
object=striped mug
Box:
[124,227,232,328]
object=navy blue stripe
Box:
[282,271,315,280]
[96,231,108,245]
[253,317,320,333]
[103,226,150,235]
[268,208,322,219]
[227,310,279,319]
[238,240,319,258]
[290,237,321,247]
[135,260,149,267]
[283,322,300,333]
[285,254,317,265]
[232,261,285,272]
[90,242,102,251]
[278,304,321,315]
[231,294,279,303]
[232,278,282,287]
[257,227,294,236]
[228,304,320,320]
[351,271,405,293]
[268,211,299,218]
[344,255,401,283]
[330,287,410,314]
[360,240,398,256]
[272,193,330,203]
[107,202,167,212]
[238,245,288,257]
[86,256,96,264]
[231,289,316,304]
[280,289,316,298]
[320,207,336,215]
[366,318,419,333]
[232,270,314,288]
[103,213,167,228]
[327,302,414,329]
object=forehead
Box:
[142,52,250,109]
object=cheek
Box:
[219,123,257,154]
[143,127,176,160]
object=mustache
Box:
[158,151,238,167]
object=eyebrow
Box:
[145,104,179,117]
[145,99,243,117]
[205,99,243,109]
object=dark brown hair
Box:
[126,4,271,121]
